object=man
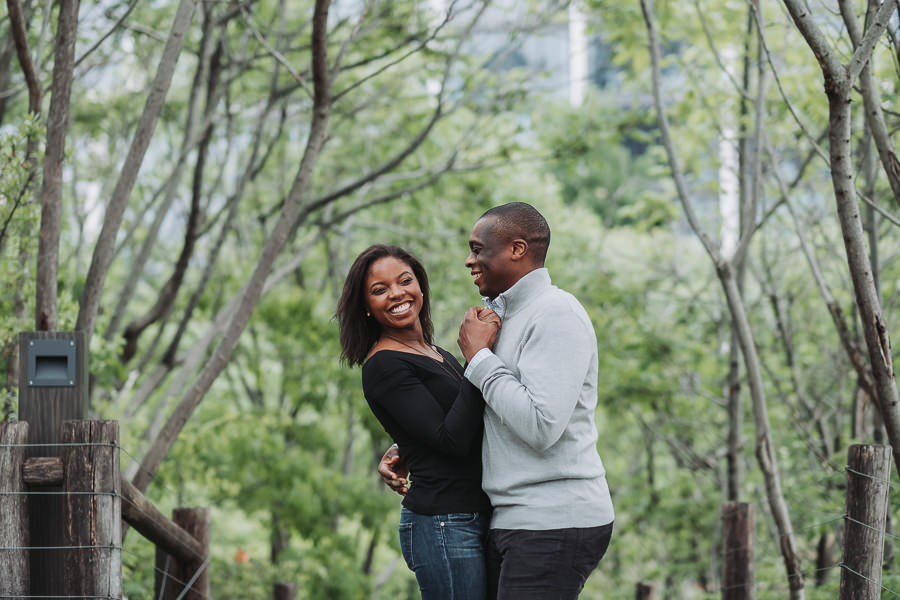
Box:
[382,202,614,599]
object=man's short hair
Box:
[481,202,551,265]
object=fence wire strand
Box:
[1,437,209,599]
[714,456,900,598]
[0,596,117,599]
[9,435,898,597]
[840,562,900,597]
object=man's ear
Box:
[510,238,528,261]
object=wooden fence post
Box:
[0,422,30,597]
[61,420,121,598]
[839,444,891,600]
[18,331,87,593]
[635,581,656,600]
[722,501,755,600]
[155,507,210,599]
[274,581,297,600]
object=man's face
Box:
[465,216,513,299]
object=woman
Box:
[337,244,497,600]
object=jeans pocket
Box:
[445,512,479,524]
[398,522,415,570]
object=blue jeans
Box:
[398,507,490,600]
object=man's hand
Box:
[378,444,409,496]
[458,307,501,363]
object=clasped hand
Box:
[458,306,501,364]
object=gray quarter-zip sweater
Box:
[465,268,614,530]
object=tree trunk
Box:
[0,31,15,125]
[5,0,41,119]
[719,267,805,597]
[76,0,199,339]
[828,81,900,468]
[132,0,334,493]
[783,0,900,478]
[725,330,743,502]
[35,0,80,331]
[815,532,835,586]
[642,1,805,596]
[842,0,900,208]
[121,31,223,363]
[105,3,218,342]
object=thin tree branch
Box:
[73,0,141,71]
[76,0,199,339]
[238,0,312,97]
[6,0,41,114]
[846,0,898,83]
[641,0,720,261]
[132,0,335,494]
[0,170,35,249]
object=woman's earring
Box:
[366,312,371,317]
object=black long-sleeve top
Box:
[362,347,491,515]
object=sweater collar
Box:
[483,268,550,319]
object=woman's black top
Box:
[362,347,491,515]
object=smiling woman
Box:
[364,256,426,335]
[336,244,499,600]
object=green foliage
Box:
[6,0,900,595]
[535,93,678,229]
[0,117,44,415]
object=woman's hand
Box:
[377,444,409,496]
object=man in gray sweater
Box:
[457,202,614,599]
[380,202,614,598]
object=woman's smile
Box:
[365,256,425,332]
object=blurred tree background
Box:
[3,0,900,597]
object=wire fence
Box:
[5,434,899,598]
[0,436,208,600]
[617,452,900,599]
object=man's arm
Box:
[466,305,594,451]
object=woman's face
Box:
[364,256,424,333]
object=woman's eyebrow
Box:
[368,271,413,290]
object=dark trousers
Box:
[486,522,613,600]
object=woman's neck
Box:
[381,330,425,346]
[379,321,427,346]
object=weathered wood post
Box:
[61,420,121,597]
[18,331,87,593]
[635,581,656,600]
[722,501,755,600]
[155,507,210,599]
[839,444,891,600]
[0,422,30,596]
[274,581,298,599]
